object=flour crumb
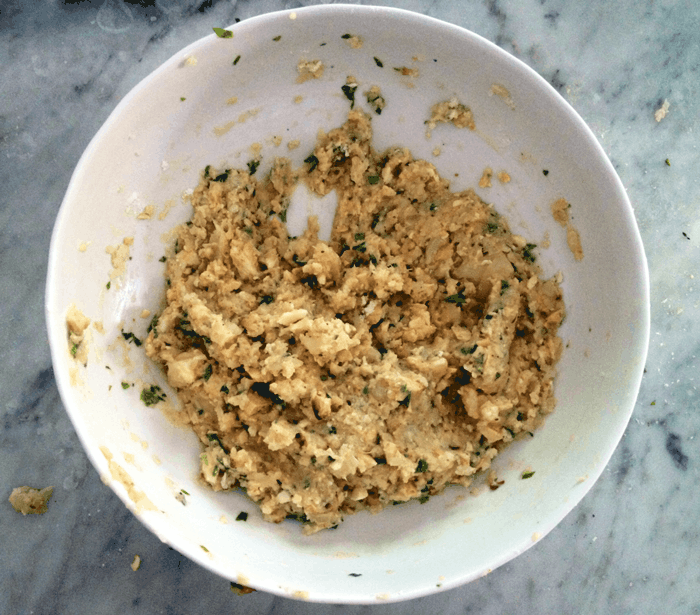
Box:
[226,96,238,106]
[287,139,301,150]
[426,97,475,133]
[293,95,303,104]
[479,167,493,188]
[131,555,141,571]
[490,84,515,109]
[297,59,324,83]
[9,486,54,515]
[497,171,511,184]
[654,99,670,122]
[137,205,155,220]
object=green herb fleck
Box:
[665,158,671,166]
[354,232,365,241]
[341,84,358,108]
[121,382,130,390]
[244,227,253,235]
[121,330,143,347]
[159,255,167,262]
[180,489,189,495]
[212,27,233,39]
[279,208,288,223]
[416,459,429,473]
[236,511,248,521]
[523,243,537,263]
[367,175,379,185]
[233,55,241,65]
[70,343,78,357]
[213,170,230,182]
[221,385,230,394]
[521,470,535,479]
[180,96,186,102]
[304,154,319,173]
[341,33,353,39]
[542,169,549,176]
[204,164,211,178]
[140,385,166,407]
[373,56,383,67]
[500,280,510,295]
[203,364,213,381]
[201,453,209,465]
[272,35,281,42]
[486,221,499,233]
[445,293,466,305]
[260,295,274,305]
[200,545,210,553]
[650,400,656,406]
[419,494,430,504]
[147,314,159,338]
[362,386,369,395]
[106,281,111,290]
[329,425,337,435]
[247,159,259,175]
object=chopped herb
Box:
[521,470,535,479]
[650,400,656,406]
[212,27,233,38]
[70,343,78,357]
[236,511,248,522]
[121,330,143,346]
[341,84,358,108]
[665,158,670,166]
[683,231,690,240]
[500,280,510,295]
[367,175,379,184]
[260,295,274,305]
[221,385,230,394]
[320,375,328,381]
[203,364,213,381]
[353,241,366,253]
[523,243,537,263]
[495,372,501,379]
[272,35,281,41]
[341,33,353,39]
[180,489,189,495]
[329,425,337,435]
[213,170,230,182]
[373,56,384,67]
[445,292,466,305]
[354,232,365,241]
[419,494,430,504]
[542,169,549,176]
[304,154,319,173]
[362,386,369,395]
[279,208,288,223]
[349,573,362,577]
[416,459,429,473]
[243,227,253,235]
[399,392,411,407]
[200,453,209,465]
[486,222,499,233]
[200,545,210,553]
[106,281,111,290]
[247,159,259,175]
[121,382,130,389]
[140,385,166,407]
[204,164,211,177]
[159,256,167,262]
[430,203,438,211]
[147,314,159,338]
[233,54,241,65]
[180,97,186,101]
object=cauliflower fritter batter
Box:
[145,111,564,533]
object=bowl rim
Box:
[45,3,650,604]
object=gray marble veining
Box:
[1,1,698,614]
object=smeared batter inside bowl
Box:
[145,110,564,533]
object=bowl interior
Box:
[46,5,649,604]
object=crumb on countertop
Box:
[9,486,54,515]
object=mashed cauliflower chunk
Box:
[145,110,564,533]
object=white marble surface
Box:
[1,0,698,613]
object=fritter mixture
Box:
[145,110,564,533]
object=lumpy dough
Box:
[145,110,565,533]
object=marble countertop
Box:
[2,1,698,613]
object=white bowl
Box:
[46,5,649,604]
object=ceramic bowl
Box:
[46,5,649,604]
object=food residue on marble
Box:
[654,99,670,122]
[479,167,493,188]
[9,486,54,515]
[131,555,141,571]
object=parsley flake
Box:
[212,27,233,39]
